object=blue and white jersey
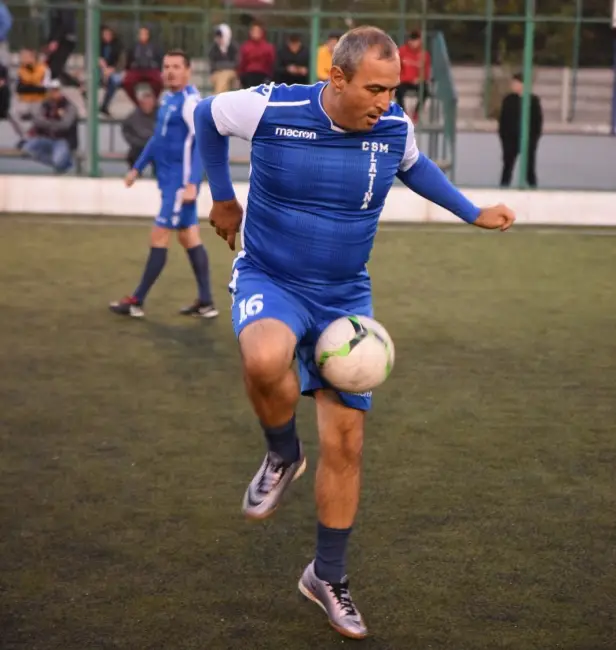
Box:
[209,82,419,284]
[135,84,203,189]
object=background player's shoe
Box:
[179,300,219,319]
[109,296,145,318]
[242,445,306,520]
[298,560,368,640]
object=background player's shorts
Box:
[229,254,374,411]
[155,186,198,230]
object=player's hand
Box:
[474,204,516,231]
[209,198,243,251]
[182,183,197,204]
[124,169,138,188]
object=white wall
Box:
[1,176,615,226]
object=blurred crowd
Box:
[0,3,434,175]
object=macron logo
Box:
[275,127,317,140]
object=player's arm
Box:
[194,85,270,200]
[396,116,514,231]
[182,93,204,188]
[125,135,156,187]
[193,86,271,248]
[133,136,155,174]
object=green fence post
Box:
[568,0,582,122]
[202,0,210,94]
[397,0,406,45]
[518,0,535,189]
[419,0,427,135]
[86,0,100,177]
[483,0,493,118]
[309,0,321,84]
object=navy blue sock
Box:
[315,522,352,584]
[133,247,167,303]
[186,244,212,304]
[262,415,300,464]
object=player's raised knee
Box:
[239,319,296,385]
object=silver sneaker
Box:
[242,445,306,520]
[298,560,368,640]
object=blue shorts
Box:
[154,186,198,230]
[229,255,374,411]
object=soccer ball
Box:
[315,315,395,393]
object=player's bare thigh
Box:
[239,318,297,384]
[150,225,172,247]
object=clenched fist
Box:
[209,198,244,251]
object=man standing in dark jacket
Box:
[275,33,309,86]
[498,73,543,188]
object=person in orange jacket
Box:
[316,32,340,81]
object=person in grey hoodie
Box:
[208,23,238,94]
[121,89,157,171]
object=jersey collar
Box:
[312,82,348,133]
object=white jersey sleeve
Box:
[182,92,200,136]
[211,83,274,141]
[398,113,420,172]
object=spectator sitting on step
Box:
[99,24,125,116]
[396,30,431,122]
[16,48,50,119]
[209,23,239,94]
[275,33,309,86]
[0,57,24,149]
[1,57,28,145]
[121,89,156,172]
[0,58,9,119]
[122,26,163,106]
[238,21,275,89]
[22,79,78,173]
[44,2,82,90]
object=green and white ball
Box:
[315,315,395,393]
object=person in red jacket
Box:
[396,30,431,122]
[238,22,275,89]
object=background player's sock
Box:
[186,245,213,304]
[133,247,167,303]
[262,415,300,464]
[315,522,352,583]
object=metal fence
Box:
[2,0,615,186]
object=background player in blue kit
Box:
[194,27,515,639]
[110,49,218,319]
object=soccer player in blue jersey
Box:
[194,27,515,639]
[110,49,218,319]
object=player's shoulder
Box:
[373,103,414,144]
[377,102,412,130]
[244,81,317,105]
[267,82,317,104]
[181,85,200,105]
